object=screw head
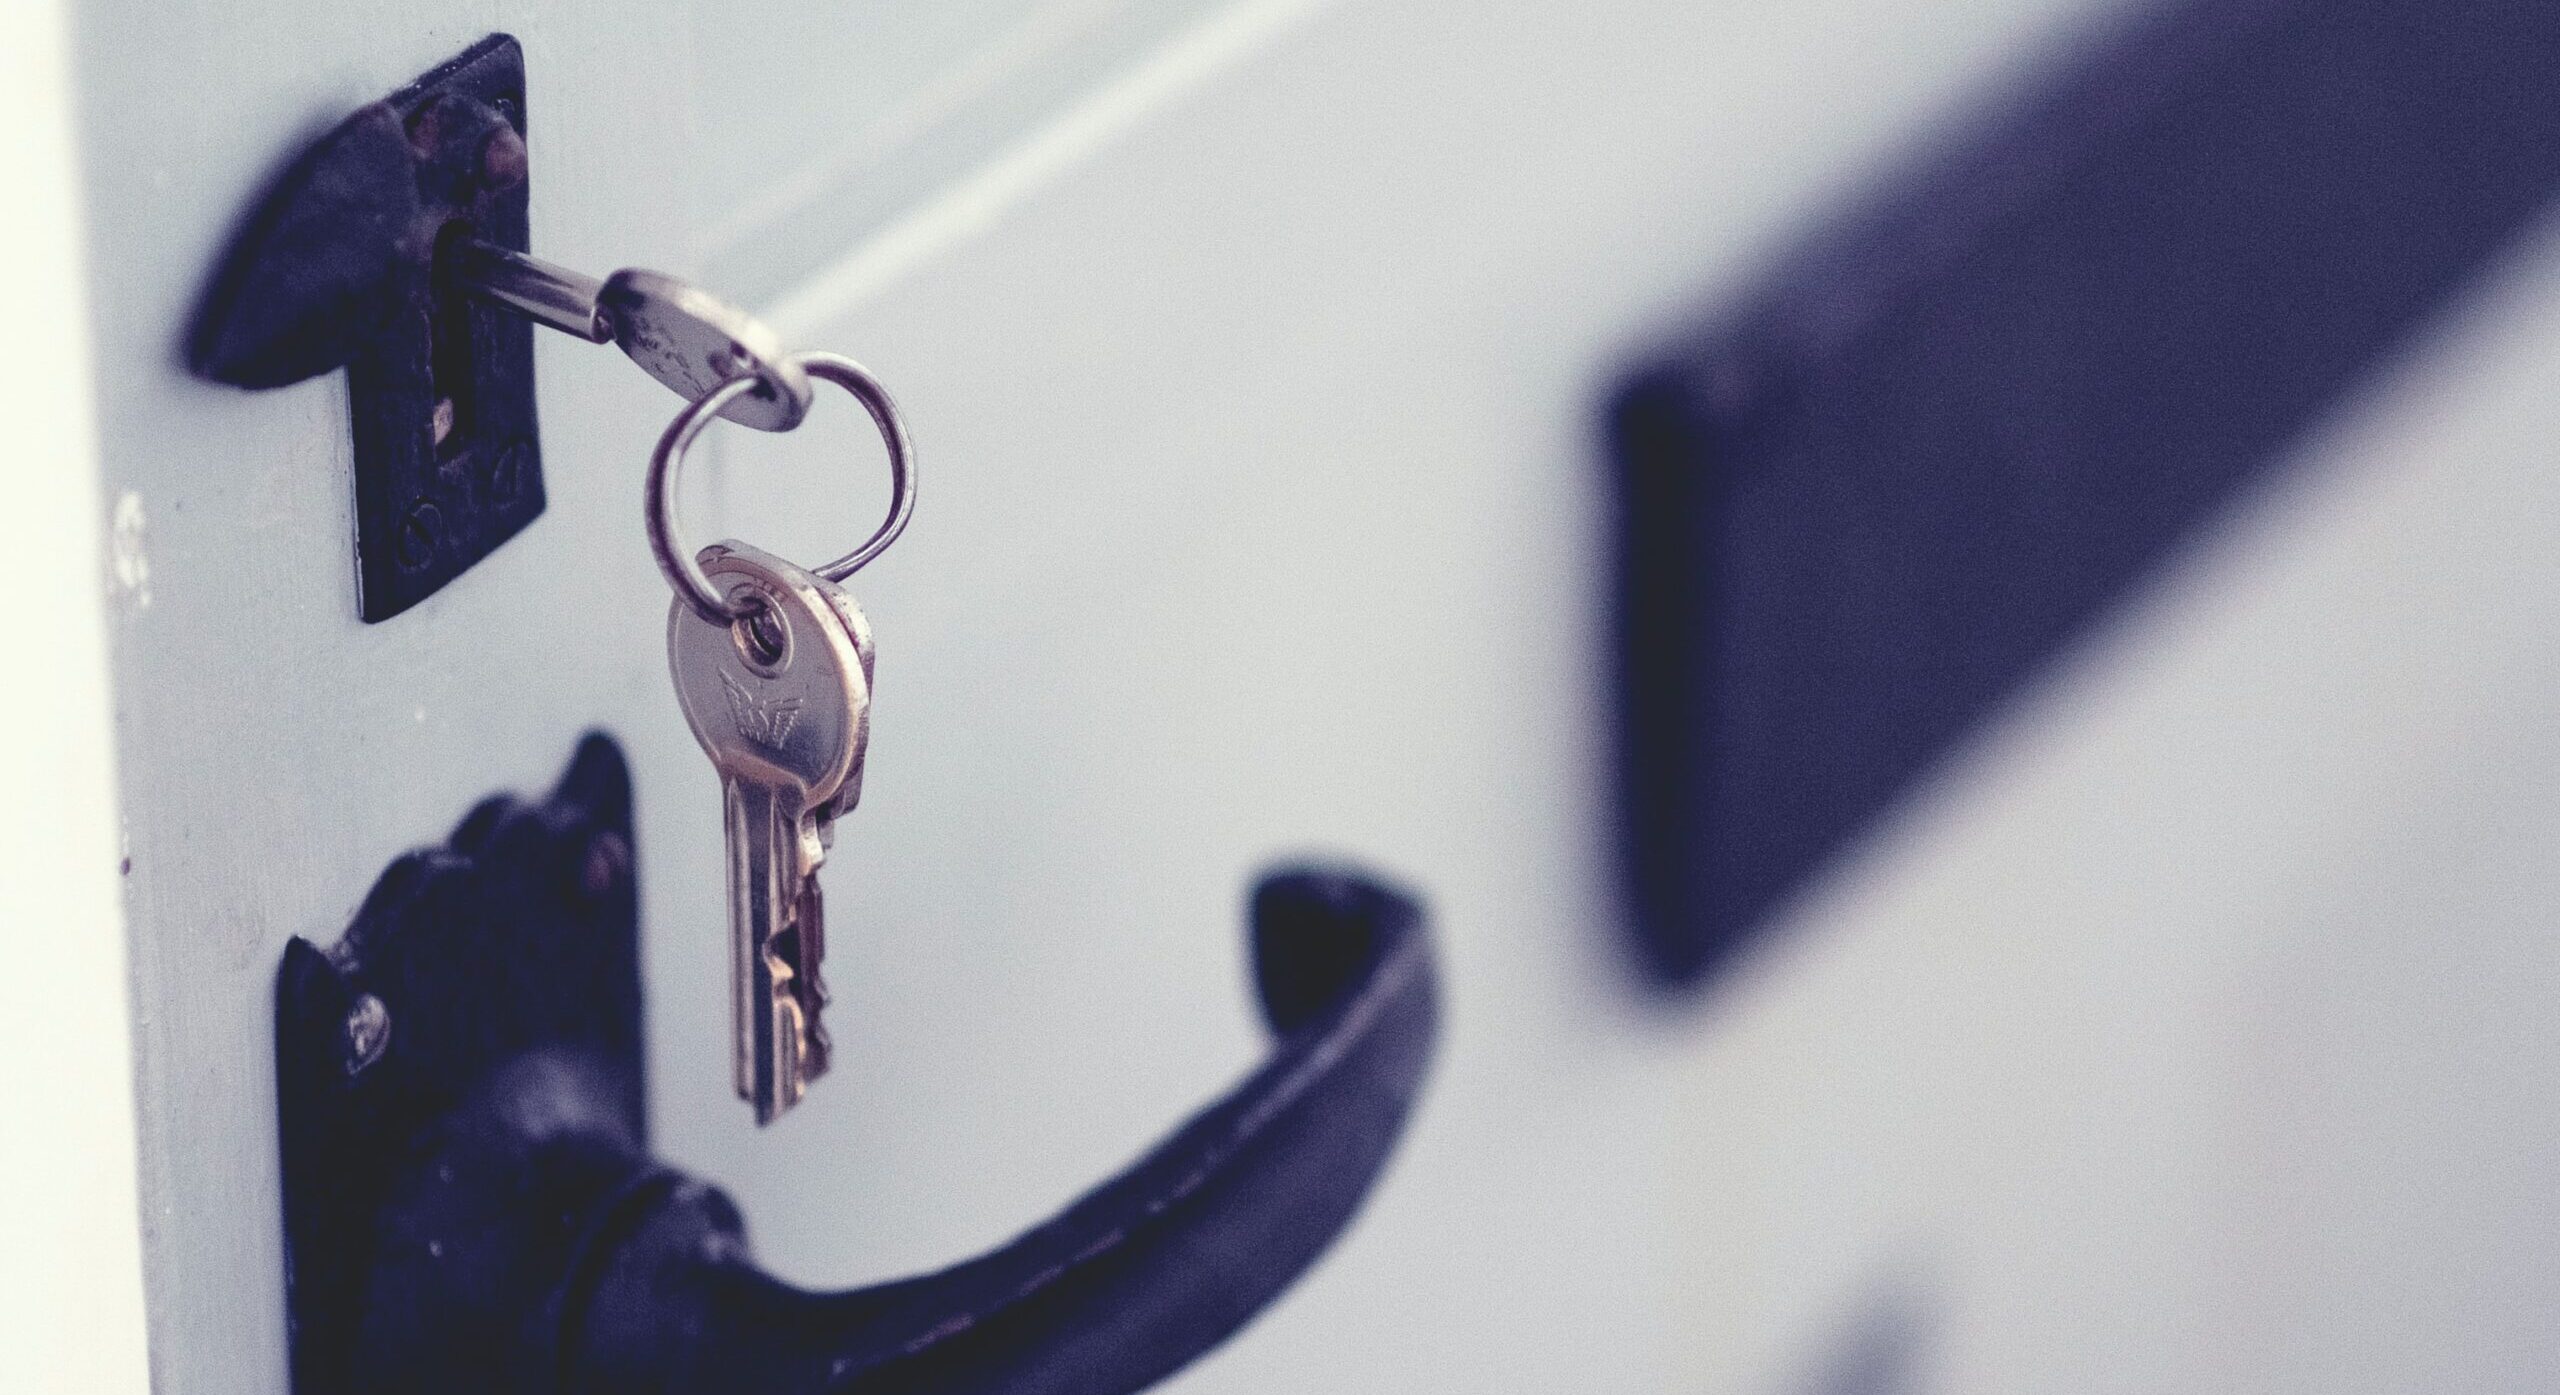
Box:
[476,124,528,191]
[578,830,631,902]
[343,993,392,1076]
[486,441,530,508]
[396,500,444,571]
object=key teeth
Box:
[802,1013,832,1080]
[757,989,808,1125]
[793,981,832,1086]
[753,911,829,1124]
[797,871,831,1072]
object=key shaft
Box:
[723,777,829,1114]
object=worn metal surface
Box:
[189,35,543,621]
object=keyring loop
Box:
[648,350,917,625]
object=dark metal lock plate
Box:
[191,35,543,621]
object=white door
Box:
[22,0,2560,1391]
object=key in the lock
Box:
[668,541,871,1122]
[447,240,816,430]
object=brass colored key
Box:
[668,541,871,1122]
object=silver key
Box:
[447,240,816,431]
[668,541,872,1123]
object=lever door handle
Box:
[276,737,1437,1395]
[573,864,1434,1395]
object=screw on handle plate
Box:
[445,240,814,431]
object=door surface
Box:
[32,0,2560,1391]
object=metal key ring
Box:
[648,350,917,625]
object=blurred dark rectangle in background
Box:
[1611,0,2560,987]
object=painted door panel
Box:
[59,0,2560,1392]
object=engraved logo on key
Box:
[720,670,803,751]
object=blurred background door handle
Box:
[274,736,1438,1395]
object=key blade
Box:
[727,777,828,1121]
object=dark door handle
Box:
[276,737,1437,1395]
